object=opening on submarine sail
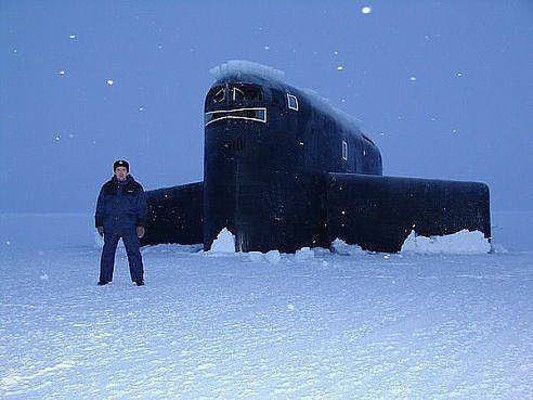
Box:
[208,85,226,104]
[231,84,263,102]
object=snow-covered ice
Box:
[0,213,531,399]
[401,230,492,255]
[331,238,365,256]
[264,250,281,264]
[208,228,236,254]
[295,246,314,261]
[210,60,285,82]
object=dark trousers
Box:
[99,228,144,283]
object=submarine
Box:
[140,61,491,253]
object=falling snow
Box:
[361,6,372,15]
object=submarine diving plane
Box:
[141,61,491,253]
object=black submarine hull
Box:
[142,172,491,253]
[140,66,491,253]
[140,182,203,247]
[325,173,491,252]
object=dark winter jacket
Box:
[95,175,147,232]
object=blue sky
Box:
[1,0,532,212]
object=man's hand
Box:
[96,226,104,237]
[136,226,145,239]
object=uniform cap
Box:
[113,159,130,172]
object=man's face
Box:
[115,166,128,181]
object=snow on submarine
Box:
[140,61,491,253]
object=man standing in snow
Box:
[95,160,147,286]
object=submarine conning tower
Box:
[203,61,383,253]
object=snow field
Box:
[1,240,531,399]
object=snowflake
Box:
[361,6,372,14]
[106,79,114,86]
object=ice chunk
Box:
[401,230,491,255]
[295,247,314,261]
[208,228,236,253]
[265,250,281,264]
[312,247,332,257]
[247,251,264,262]
[331,238,365,256]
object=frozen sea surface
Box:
[0,214,532,399]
